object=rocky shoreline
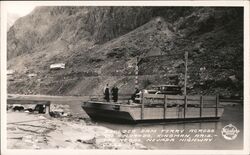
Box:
[7,112,147,149]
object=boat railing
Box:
[89,94,133,101]
[142,94,219,107]
[139,92,220,119]
[86,100,141,107]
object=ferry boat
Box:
[81,93,224,123]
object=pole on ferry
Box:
[184,51,188,96]
[135,57,139,89]
[184,51,188,118]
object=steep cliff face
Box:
[7,6,243,97]
[7,7,193,59]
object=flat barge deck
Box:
[82,93,224,123]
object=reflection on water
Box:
[98,104,243,150]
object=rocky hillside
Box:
[7,7,243,98]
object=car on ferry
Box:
[134,85,182,104]
[151,85,182,95]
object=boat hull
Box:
[81,106,136,123]
[81,101,224,124]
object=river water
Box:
[27,95,243,150]
[97,103,243,150]
[8,95,244,150]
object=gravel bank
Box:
[7,112,147,149]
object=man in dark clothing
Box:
[111,85,119,102]
[131,87,140,103]
[104,84,110,102]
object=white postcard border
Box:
[1,1,249,155]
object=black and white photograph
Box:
[1,1,249,154]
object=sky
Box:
[6,2,38,17]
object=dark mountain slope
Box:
[7,7,243,98]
